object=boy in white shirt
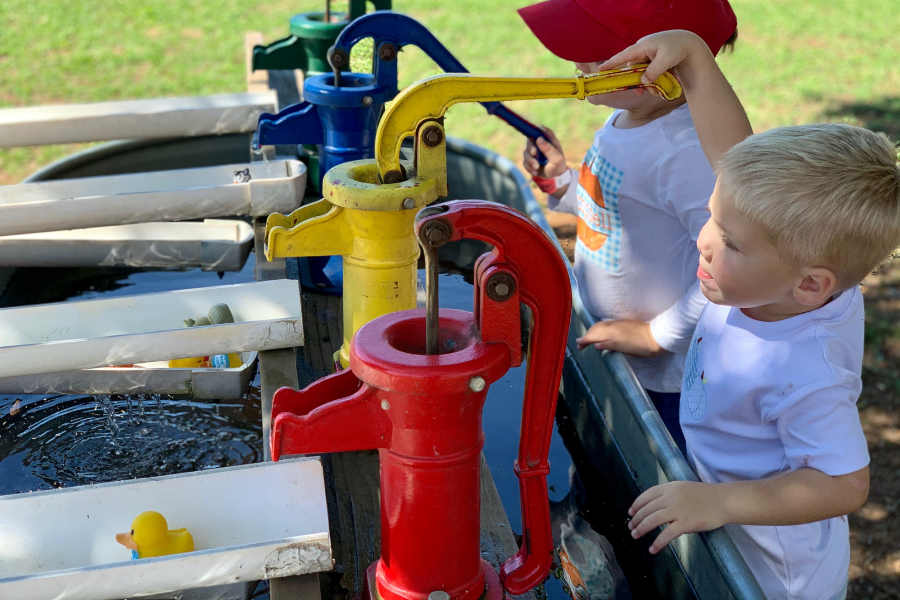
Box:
[601,31,898,600]
[518,0,738,452]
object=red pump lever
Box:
[416,201,572,594]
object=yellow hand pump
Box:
[265,65,681,367]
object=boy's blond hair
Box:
[718,124,900,288]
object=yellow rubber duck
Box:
[115,511,194,559]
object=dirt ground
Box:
[546,211,900,600]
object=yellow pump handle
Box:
[375,64,682,180]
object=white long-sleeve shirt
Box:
[549,104,713,392]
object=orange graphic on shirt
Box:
[577,161,609,252]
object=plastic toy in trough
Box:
[263,66,681,367]
[251,0,392,76]
[270,199,572,600]
[116,511,194,559]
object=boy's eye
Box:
[720,232,739,252]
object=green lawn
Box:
[1,0,898,184]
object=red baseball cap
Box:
[518,0,737,63]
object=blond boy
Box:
[600,31,900,600]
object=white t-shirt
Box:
[550,104,713,392]
[681,289,870,600]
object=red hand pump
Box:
[270,200,572,600]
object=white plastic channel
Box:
[0,280,303,378]
[0,220,255,270]
[0,458,331,600]
[0,160,307,235]
[0,91,278,147]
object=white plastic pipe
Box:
[0,92,278,147]
[0,458,331,600]
[0,220,255,270]
[0,160,306,235]
[0,280,304,378]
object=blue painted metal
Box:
[253,72,389,190]
[330,12,548,165]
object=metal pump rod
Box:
[416,206,450,355]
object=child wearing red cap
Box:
[519,0,737,453]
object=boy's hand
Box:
[628,481,728,554]
[598,30,704,86]
[576,319,664,358]
[599,30,752,168]
[522,126,568,179]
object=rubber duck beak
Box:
[115,532,138,550]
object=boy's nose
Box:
[697,222,713,262]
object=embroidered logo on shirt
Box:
[683,330,707,420]
[575,149,624,272]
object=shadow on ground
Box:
[821,97,900,140]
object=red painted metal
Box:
[271,200,572,600]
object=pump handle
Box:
[375,69,681,181]
[330,12,549,165]
[415,201,572,595]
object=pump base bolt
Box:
[329,47,348,69]
[486,273,516,302]
[403,198,416,210]
[379,43,398,62]
[428,592,450,600]
[468,376,486,392]
[422,125,444,147]
[363,96,374,106]
[421,220,451,248]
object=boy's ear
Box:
[794,267,838,306]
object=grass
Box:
[1,0,898,184]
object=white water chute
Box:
[0,91,278,147]
[0,220,255,270]
[0,458,331,600]
[0,160,306,236]
[0,280,304,379]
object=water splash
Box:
[0,392,264,494]
[95,394,119,448]
[251,142,272,179]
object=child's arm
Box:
[576,319,663,357]
[628,466,870,554]
[599,30,752,167]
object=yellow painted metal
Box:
[265,123,449,366]
[375,64,682,179]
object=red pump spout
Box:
[271,201,572,600]
[270,368,391,458]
